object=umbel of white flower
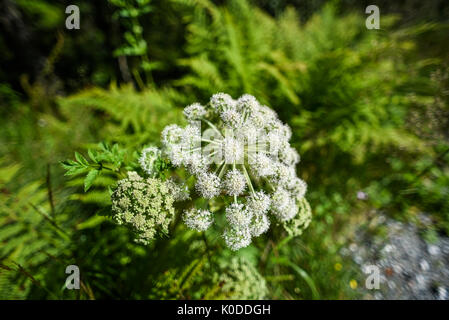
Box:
[161,93,310,250]
[111,172,188,244]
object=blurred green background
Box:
[0,0,448,299]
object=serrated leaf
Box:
[64,166,88,176]
[60,161,72,170]
[60,160,77,170]
[88,149,98,163]
[84,170,100,192]
[75,152,88,166]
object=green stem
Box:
[214,161,225,174]
[201,118,223,138]
[242,164,256,197]
[202,138,221,145]
[218,163,227,179]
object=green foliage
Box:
[56,84,185,147]
[149,257,207,299]
[212,256,268,299]
[177,1,428,163]
[1,0,448,300]
[109,0,158,86]
[110,0,152,57]
[16,0,63,30]
[0,160,72,299]
[61,143,130,191]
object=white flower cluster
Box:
[161,93,309,250]
[183,207,214,231]
[111,172,188,244]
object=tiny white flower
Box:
[270,121,292,141]
[265,130,285,155]
[181,124,201,148]
[249,213,270,237]
[195,172,221,199]
[223,225,252,251]
[184,208,214,231]
[289,178,307,201]
[246,191,271,215]
[162,124,183,145]
[271,163,296,188]
[139,146,161,176]
[271,188,298,221]
[249,153,275,177]
[223,169,246,196]
[259,105,278,122]
[165,144,185,167]
[222,136,244,164]
[225,203,253,228]
[183,103,206,121]
[238,123,260,143]
[280,146,300,166]
[185,152,209,175]
[220,108,241,128]
[236,94,259,115]
[210,92,235,112]
[250,110,268,128]
[166,178,190,201]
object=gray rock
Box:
[345,213,449,300]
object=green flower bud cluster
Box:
[111,171,183,244]
[282,198,312,237]
[213,257,268,299]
